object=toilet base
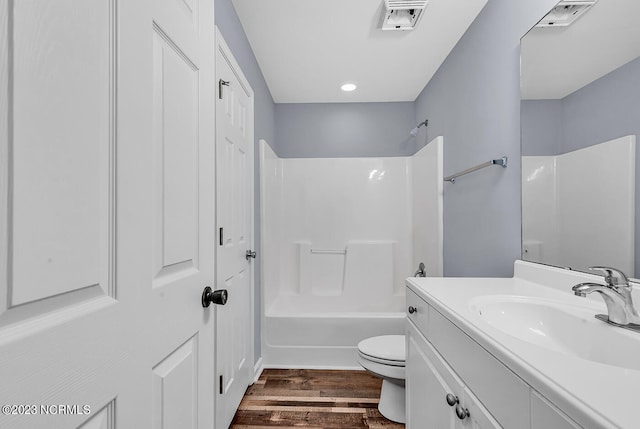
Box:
[378,378,406,424]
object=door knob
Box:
[202,286,228,307]
[246,250,257,261]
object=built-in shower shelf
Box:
[310,249,347,255]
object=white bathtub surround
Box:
[260,139,443,368]
[407,260,640,429]
[522,135,635,275]
[412,136,444,277]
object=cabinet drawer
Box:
[428,306,530,428]
[406,288,429,336]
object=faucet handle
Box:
[588,266,629,288]
[414,262,426,278]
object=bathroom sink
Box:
[469,295,640,371]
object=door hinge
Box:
[218,79,229,99]
[219,227,223,246]
[219,375,224,394]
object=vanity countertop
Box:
[406,260,640,429]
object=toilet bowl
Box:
[357,335,406,424]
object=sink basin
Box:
[469,295,640,370]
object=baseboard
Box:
[264,363,365,371]
[252,357,264,384]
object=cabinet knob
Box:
[445,393,458,407]
[408,306,417,314]
[455,404,470,420]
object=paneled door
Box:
[215,29,255,429]
[149,0,217,428]
[0,0,216,428]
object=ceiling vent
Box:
[379,0,429,31]
[535,0,598,28]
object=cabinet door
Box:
[407,322,461,429]
[458,387,502,429]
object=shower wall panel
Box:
[277,157,412,302]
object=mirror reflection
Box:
[520,0,640,277]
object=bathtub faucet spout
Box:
[414,263,426,277]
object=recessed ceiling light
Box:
[341,82,357,92]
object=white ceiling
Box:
[231,0,488,103]
[521,0,640,100]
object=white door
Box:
[215,29,255,429]
[0,0,216,428]
[149,0,217,428]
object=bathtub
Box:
[262,294,406,369]
[259,141,435,369]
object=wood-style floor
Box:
[230,369,405,429]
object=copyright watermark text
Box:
[2,404,91,416]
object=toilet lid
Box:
[357,335,405,362]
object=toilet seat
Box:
[359,353,405,367]
[357,335,405,366]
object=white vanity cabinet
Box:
[406,287,582,429]
[407,322,500,429]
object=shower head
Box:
[410,119,428,136]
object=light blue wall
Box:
[562,56,640,153]
[274,102,418,158]
[215,0,276,363]
[522,56,640,275]
[521,100,563,156]
[414,0,558,277]
[523,57,640,155]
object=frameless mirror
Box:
[520,0,640,278]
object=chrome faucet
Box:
[572,266,640,326]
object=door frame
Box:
[214,23,257,390]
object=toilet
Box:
[357,335,406,424]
